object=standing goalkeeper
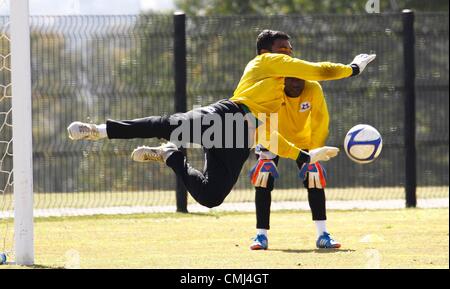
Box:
[67,30,375,210]
[249,78,339,250]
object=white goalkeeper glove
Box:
[350,54,376,75]
[308,146,339,163]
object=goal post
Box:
[10,0,33,266]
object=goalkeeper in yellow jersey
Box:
[67,30,376,210]
[249,79,340,250]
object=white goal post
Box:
[11,0,33,266]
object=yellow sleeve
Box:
[310,84,330,149]
[261,53,353,81]
[258,130,303,160]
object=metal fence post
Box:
[402,9,417,207]
[174,12,188,213]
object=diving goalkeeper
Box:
[67,30,376,209]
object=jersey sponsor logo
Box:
[299,101,311,112]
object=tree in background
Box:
[175,0,449,15]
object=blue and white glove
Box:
[299,162,327,189]
[249,145,279,188]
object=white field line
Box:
[0,198,448,219]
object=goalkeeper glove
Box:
[350,54,376,76]
[249,145,282,188]
[299,162,327,189]
[296,146,339,166]
[249,155,279,188]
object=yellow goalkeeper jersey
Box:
[278,81,329,151]
[229,53,350,159]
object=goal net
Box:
[0,0,13,262]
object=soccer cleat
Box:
[250,234,268,250]
[316,232,341,249]
[67,121,102,141]
[131,142,178,163]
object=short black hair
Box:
[256,30,291,55]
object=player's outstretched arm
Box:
[260,53,376,81]
[256,127,339,164]
[257,129,338,164]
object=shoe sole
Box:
[317,244,341,249]
[250,245,268,250]
[131,150,164,162]
[67,122,99,140]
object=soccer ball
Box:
[344,124,382,164]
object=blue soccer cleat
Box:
[250,234,268,250]
[316,232,341,249]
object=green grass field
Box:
[0,208,448,269]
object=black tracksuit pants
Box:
[255,155,327,230]
[106,100,251,208]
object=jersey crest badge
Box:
[300,101,311,112]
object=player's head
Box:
[256,30,293,56]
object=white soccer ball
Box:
[344,124,382,164]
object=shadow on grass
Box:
[3,262,64,269]
[28,264,65,269]
[269,248,356,254]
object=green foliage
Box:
[175,0,449,15]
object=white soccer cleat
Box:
[309,146,340,163]
[131,142,179,163]
[67,121,102,141]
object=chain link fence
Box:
[0,12,448,211]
